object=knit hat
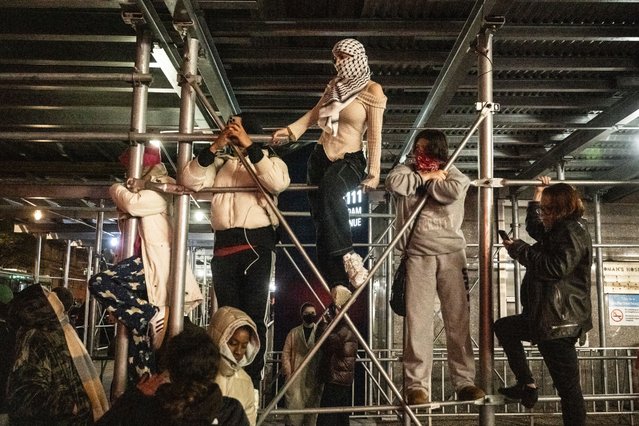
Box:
[118,145,162,168]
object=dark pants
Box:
[494,315,586,426]
[307,145,366,288]
[212,246,272,389]
[316,382,351,426]
[89,255,156,381]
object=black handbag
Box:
[389,192,429,317]
[389,255,408,316]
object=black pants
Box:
[494,315,586,426]
[212,246,272,389]
[316,382,351,426]
[307,145,366,288]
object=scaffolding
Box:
[2,12,639,426]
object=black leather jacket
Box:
[507,201,593,343]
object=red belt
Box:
[214,244,253,257]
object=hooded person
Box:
[89,144,203,382]
[7,284,109,425]
[208,306,260,426]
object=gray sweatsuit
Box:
[386,163,476,397]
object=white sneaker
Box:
[148,306,166,351]
[343,252,368,288]
[331,285,352,308]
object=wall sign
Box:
[608,294,639,326]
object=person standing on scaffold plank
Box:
[89,145,203,383]
[182,115,290,402]
[271,38,387,307]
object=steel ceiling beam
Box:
[230,76,620,92]
[217,49,638,71]
[204,20,639,42]
[516,94,639,180]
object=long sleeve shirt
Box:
[287,81,387,188]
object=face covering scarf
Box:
[414,151,444,173]
[318,38,372,136]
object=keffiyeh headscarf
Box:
[318,38,372,136]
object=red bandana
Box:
[414,152,444,172]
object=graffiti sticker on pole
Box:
[608,294,639,326]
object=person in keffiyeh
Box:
[271,39,387,306]
[7,284,109,425]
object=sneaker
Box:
[148,306,166,351]
[406,388,429,405]
[331,285,352,308]
[343,252,368,288]
[499,383,538,409]
[457,384,486,401]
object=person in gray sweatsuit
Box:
[385,129,484,405]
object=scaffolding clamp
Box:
[471,178,504,188]
[475,101,500,113]
[120,11,146,27]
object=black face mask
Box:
[302,313,316,324]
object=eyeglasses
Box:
[540,205,553,215]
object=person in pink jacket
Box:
[89,146,203,382]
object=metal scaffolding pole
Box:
[594,192,610,409]
[509,195,522,314]
[63,239,72,288]
[477,27,497,426]
[111,25,152,399]
[83,246,94,345]
[167,34,200,338]
[88,202,105,356]
[33,234,42,283]
[0,72,153,83]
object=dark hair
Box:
[541,183,585,222]
[300,302,315,316]
[156,330,223,424]
[8,284,59,331]
[237,112,264,135]
[413,129,449,162]
[52,287,74,312]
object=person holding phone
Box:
[495,176,592,426]
[182,114,290,396]
[271,38,387,305]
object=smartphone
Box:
[498,230,511,241]
[227,115,242,125]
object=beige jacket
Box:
[281,323,322,426]
[182,149,290,231]
[109,164,203,311]
[208,306,260,426]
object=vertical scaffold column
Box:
[63,240,72,287]
[87,202,105,354]
[111,25,152,399]
[83,246,94,345]
[509,195,522,314]
[33,234,42,283]
[167,34,199,338]
[477,27,496,426]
